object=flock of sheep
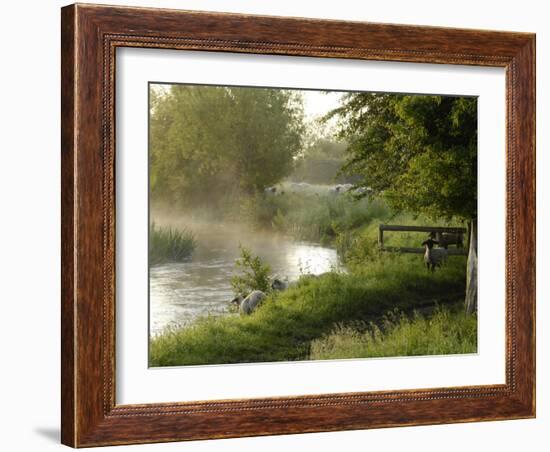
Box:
[229,277,300,315]
[264,182,372,196]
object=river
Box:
[150,223,341,336]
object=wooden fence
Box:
[378,224,468,255]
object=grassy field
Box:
[149,254,472,366]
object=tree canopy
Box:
[289,138,352,184]
[329,93,477,220]
[150,85,305,207]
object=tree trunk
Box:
[465,219,478,314]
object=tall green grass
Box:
[149,223,196,266]
[309,307,477,360]
[240,191,465,262]
[149,255,468,366]
[241,192,390,244]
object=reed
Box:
[149,223,196,266]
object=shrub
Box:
[231,245,272,297]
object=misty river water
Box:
[150,223,341,336]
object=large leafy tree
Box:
[150,85,305,206]
[329,93,478,312]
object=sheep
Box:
[271,278,289,291]
[331,183,354,194]
[271,277,300,291]
[290,182,310,192]
[340,183,354,192]
[230,290,267,315]
[264,186,285,196]
[422,237,448,271]
[352,186,373,196]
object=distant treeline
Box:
[289,157,359,184]
[288,138,357,184]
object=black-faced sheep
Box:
[422,237,448,271]
[230,290,266,315]
[271,278,289,291]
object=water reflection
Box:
[149,223,340,336]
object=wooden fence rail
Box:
[378,224,468,255]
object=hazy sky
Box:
[300,90,344,121]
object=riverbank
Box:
[149,221,340,335]
[149,254,474,366]
[149,191,474,364]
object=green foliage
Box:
[239,191,462,268]
[150,85,305,207]
[290,138,354,184]
[309,307,477,360]
[329,94,477,220]
[149,223,196,266]
[241,191,390,244]
[231,246,272,297]
[149,255,469,366]
[337,210,460,269]
[305,137,348,160]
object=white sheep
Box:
[271,277,291,291]
[330,183,354,194]
[422,237,448,271]
[352,186,372,196]
[230,290,267,315]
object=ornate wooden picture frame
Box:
[61,3,535,447]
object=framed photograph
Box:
[61,3,535,447]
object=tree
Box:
[290,138,351,184]
[329,93,478,313]
[150,85,305,208]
